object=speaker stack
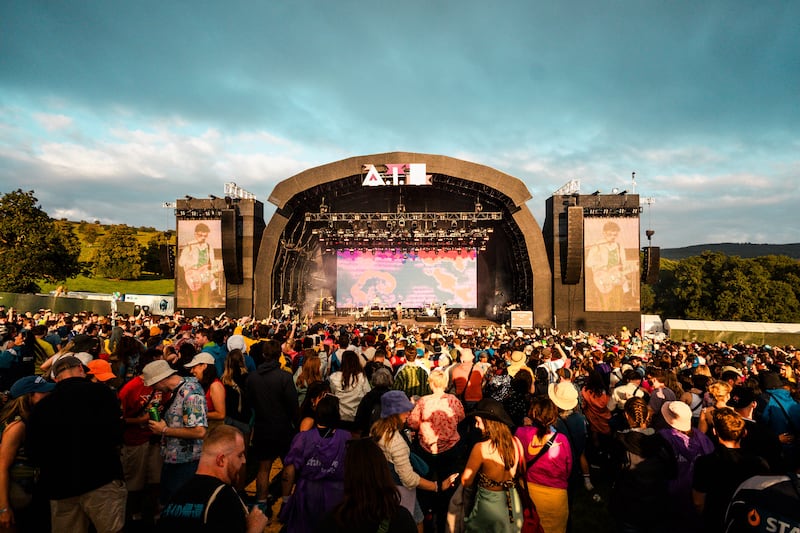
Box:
[563,206,583,284]
[221,208,243,285]
[642,246,660,284]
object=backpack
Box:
[369,400,383,430]
[534,364,556,397]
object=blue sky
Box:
[1,1,798,248]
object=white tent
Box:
[663,319,800,345]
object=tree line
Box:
[642,252,800,322]
[0,190,171,292]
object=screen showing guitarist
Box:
[585,219,639,311]
[178,222,219,308]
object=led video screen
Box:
[584,217,640,312]
[336,249,477,308]
[176,219,226,309]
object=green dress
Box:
[464,472,523,532]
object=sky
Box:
[1,1,798,249]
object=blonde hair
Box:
[708,380,732,405]
[482,418,517,472]
[428,369,448,391]
[694,365,712,377]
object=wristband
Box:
[161,426,168,436]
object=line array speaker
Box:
[563,206,583,284]
[221,209,243,285]
[642,246,660,284]
[158,244,174,278]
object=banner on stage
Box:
[511,311,533,329]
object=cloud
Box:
[33,112,72,132]
[0,1,798,248]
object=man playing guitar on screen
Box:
[178,222,218,308]
[586,221,636,310]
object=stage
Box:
[308,312,498,330]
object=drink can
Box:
[148,407,160,422]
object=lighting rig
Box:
[306,210,502,253]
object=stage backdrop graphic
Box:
[583,217,640,312]
[336,249,477,309]
[176,219,226,309]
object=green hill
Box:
[661,243,800,260]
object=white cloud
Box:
[33,112,73,132]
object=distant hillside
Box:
[661,243,800,260]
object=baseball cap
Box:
[87,359,117,382]
[184,352,215,368]
[52,356,85,377]
[10,375,56,398]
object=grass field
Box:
[42,221,176,295]
[39,275,174,295]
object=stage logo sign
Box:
[362,164,432,186]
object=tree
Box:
[0,190,83,292]
[81,224,100,245]
[650,251,800,323]
[93,225,143,279]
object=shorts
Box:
[51,479,126,533]
[121,442,163,492]
[250,433,292,462]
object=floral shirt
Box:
[162,377,207,464]
[407,393,465,454]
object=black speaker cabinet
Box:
[642,246,660,284]
[221,209,243,284]
[563,206,583,284]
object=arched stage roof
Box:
[254,152,553,325]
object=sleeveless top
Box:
[1,416,37,487]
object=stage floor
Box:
[309,314,500,329]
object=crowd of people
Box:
[0,304,798,533]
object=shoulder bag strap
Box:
[203,483,228,524]
[460,363,475,401]
[526,430,557,469]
